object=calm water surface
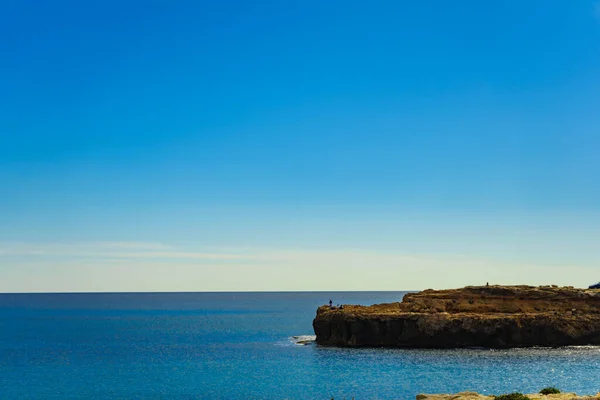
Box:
[2,292,600,399]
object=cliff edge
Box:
[313,285,600,348]
[416,391,600,400]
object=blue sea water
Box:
[2,291,600,400]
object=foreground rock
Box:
[313,285,600,348]
[416,391,599,399]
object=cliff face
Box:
[416,391,600,400]
[313,286,600,348]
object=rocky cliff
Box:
[313,285,600,348]
[416,391,599,400]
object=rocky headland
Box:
[313,285,600,348]
[416,392,599,400]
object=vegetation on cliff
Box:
[494,394,530,400]
[418,388,598,400]
[539,387,561,395]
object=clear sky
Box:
[1,0,600,292]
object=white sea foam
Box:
[291,335,316,345]
[274,335,316,347]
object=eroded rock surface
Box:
[416,392,599,400]
[313,285,600,348]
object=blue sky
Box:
[1,1,600,291]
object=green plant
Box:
[494,393,531,400]
[539,387,561,395]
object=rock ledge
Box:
[416,391,599,400]
[313,285,600,348]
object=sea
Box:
[2,291,600,400]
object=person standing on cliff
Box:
[329,299,333,308]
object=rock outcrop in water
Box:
[313,285,600,348]
[416,392,600,400]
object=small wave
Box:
[291,335,316,345]
[273,335,316,347]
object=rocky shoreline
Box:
[417,392,600,400]
[313,285,600,348]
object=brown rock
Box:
[416,393,599,400]
[313,285,600,348]
[417,392,491,400]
